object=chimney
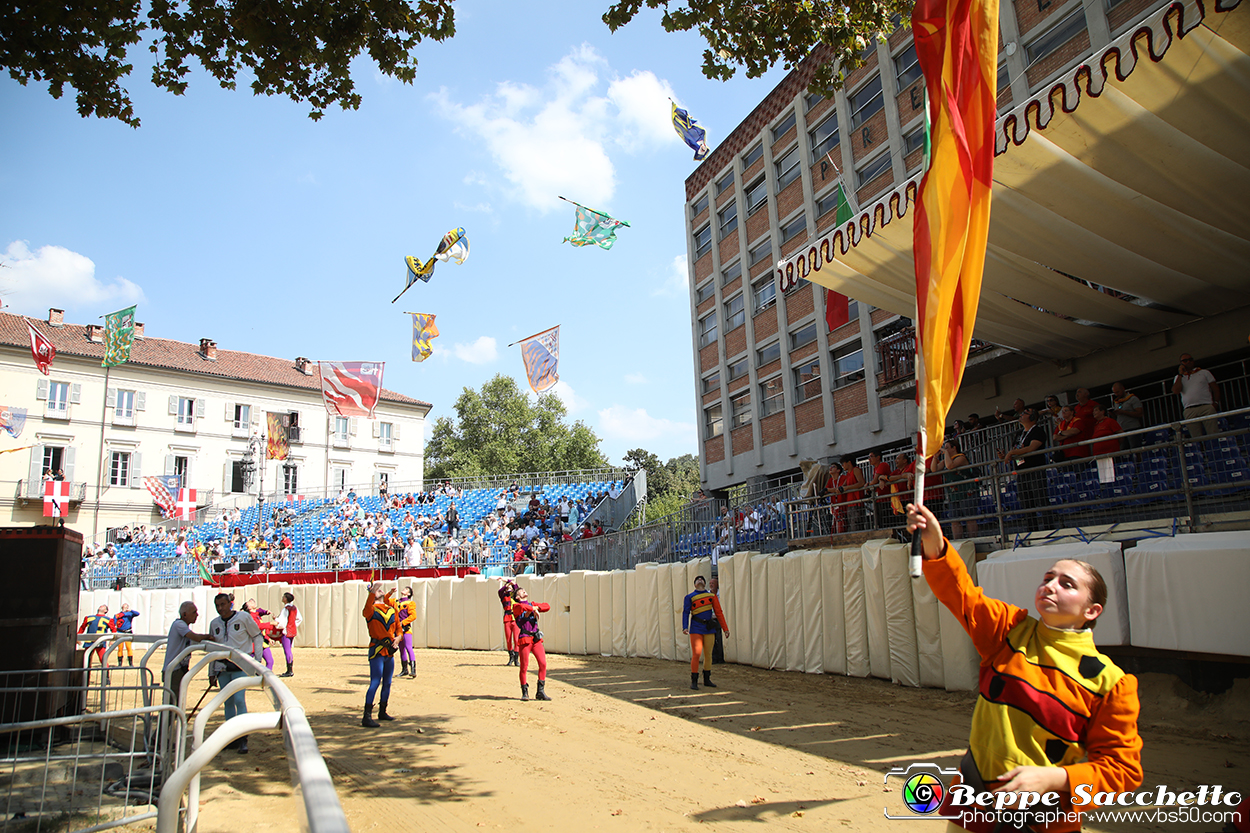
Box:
[295,357,311,375]
[86,324,104,342]
[134,322,144,338]
[48,308,64,327]
[199,338,217,361]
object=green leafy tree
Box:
[602,0,910,96]
[425,374,607,481]
[0,0,455,127]
[621,449,702,526]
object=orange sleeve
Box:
[363,590,378,621]
[399,602,416,630]
[921,538,1027,659]
[1065,673,1144,809]
[711,596,728,633]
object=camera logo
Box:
[884,763,961,820]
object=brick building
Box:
[685,0,1250,492]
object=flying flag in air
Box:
[175,488,198,521]
[394,227,470,303]
[319,361,384,418]
[560,198,630,250]
[911,0,999,463]
[411,313,439,362]
[143,475,181,517]
[671,101,711,161]
[0,406,27,439]
[516,326,560,394]
[102,305,137,367]
[44,479,71,518]
[267,412,290,460]
[27,321,54,376]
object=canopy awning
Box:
[790,0,1250,360]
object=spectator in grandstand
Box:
[966,413,987,431]
[1089,402,1123,457]
[396,587,417,679]
[994,398,1027,424]
[710,522,734,570]
[1042,394,1063,420]
[941,439,978,539]
[997,408,1049,532]
[275,592,302,677]
[682,574,729,691]
[1053,405,1091,460]
[446,500,460,538]
[165,601,209,702]
[225,557,241,575]
[905,501,1142,830]
[512,586,552,701]
[1074,387,1096,423]
[833,454,866,533]
[1173,353,1221,437]
[868,451,893,529]
[208,593,264,753]
[592,520,605,536]
[889,452,916,510]
[361,582,399,728]
[574,498,587,524]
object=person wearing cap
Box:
[682,575,729,690]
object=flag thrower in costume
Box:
[102,305,137,367]
[319,361,384,418]
[671,100,710,161]
[910,0,999,575]
[409,313,439,362]
[27,321,54,375]
[394,227,470,303]
[510,326,560,394]
[559,197,629,250]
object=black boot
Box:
[280,662,294,678]
[236,735,249,754]
[535,680,552,701]
[520,683,530,701]
[378,700,395,721]
[408,662,417,678]
[127,656,134,667]
[690,672,699,690]
[400,660,409,678]
[703,670,717,688]
[362,705,380,728]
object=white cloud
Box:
[624,372,647,384]
[451,335,498,364]
[453,201,493,214]
[0,241,145,316]
[549,379,589,413]
[598,404,695,444]
[653,253,689,297]
[431,45,681,212]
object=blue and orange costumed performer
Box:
[112,603,140,666]
[275,592,302,678]
[362,582,400,728]
[906,502,1142,832]
[682,575,729,690]
[498,579,520,666]
[511,587,552,701]
[396,586,417,679]
[79,604,115,666]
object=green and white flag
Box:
[561,199,630,250]
[102,305,137,367]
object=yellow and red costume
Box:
[362,589,400,725]
[924,539,1143,832]
[78,612,114,665]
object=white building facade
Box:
[0,309,431,539]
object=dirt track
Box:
[194,648,1250,832]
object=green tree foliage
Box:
[623,448,701,524]
[425,374,607,481]
[602,0,911,96]
[0,0,455,127]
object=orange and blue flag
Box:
[517,326,559,394]
[911,0,999,459]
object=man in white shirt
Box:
[164,601,209,703]
[1172,353,1221,437]
[208,593,264,754]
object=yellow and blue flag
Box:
[671,101,710,161]
[411,313,439,362]
[517,326,559,393]
[395,227,470,303]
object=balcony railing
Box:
[17,479,87,501]
[874,327,994,386]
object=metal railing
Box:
[874,327,995,386]
[15,479,88,501]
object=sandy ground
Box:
[192,648,1250,832]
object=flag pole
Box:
[507,325,557,348]
[910,320,927,579]
[92,365,110,539]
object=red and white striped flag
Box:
[43,479,70,517]
[143,475,178,517]
[175,488,197,521]
[27,322,55,376]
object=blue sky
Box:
[0,0,787,465]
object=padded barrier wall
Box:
[83,538,1127,687]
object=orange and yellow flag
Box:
[911,0,999,459]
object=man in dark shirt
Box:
[998,409,1049,532]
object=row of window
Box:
[703,340,866,438]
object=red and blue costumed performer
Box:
[112,603,140,666]
[243,599,277,670]
[511,587,552,701]
[79,604,115,666]
[499,579,520,666]
[362,583,400,728]
[396,586,417,679]
[682,575,729,690]
[275,592,302,678]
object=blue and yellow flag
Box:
[671,101,710,161]
[411,313,439,362]
[395,227,470,303]
[102,305,136,367]
[517,326,559,393]
[561,201,629,250]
